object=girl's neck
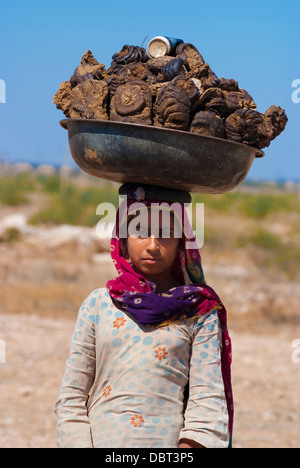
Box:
[147,273,182,294]
[130,263,183,294]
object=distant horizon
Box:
[1,159,300,185]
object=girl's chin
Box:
[140,266,164,276]
[134,263,166,277]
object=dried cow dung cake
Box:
[171,75,200,110]
[70,50,108,87]
[118,62,155,82]
[53,79,109,120]
[225,109,270,149]
[153,81,191,131]
[110,80,152,125]
[108,45,148,76]
[70,80,109,120]
[53,42,288,150]
[146,56,173,76]
[225,105,288,149]
[175,43,205,72]
[190,110,224,138]
[224,89,257,114]
[53,50,109,119]
[111,44,148,65]
[197,87,229,115]
[197,86,257,117]
[188,63,220,90]
[264,105,288,140]
[53,81,73,118]
[161,57,185,81]
[106,75,126,96]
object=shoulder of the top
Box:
[193,308,220,331]
[88,287,110,301]
[80,288,113,321]
[81,287,110,307]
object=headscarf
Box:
[106,184,234,441]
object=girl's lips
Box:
[142,258,162,264]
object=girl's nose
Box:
[146,235,160,251]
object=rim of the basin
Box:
[59,118,265,159]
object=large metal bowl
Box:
[60,118,264,194]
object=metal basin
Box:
[60,118,264,194]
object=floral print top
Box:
[55,288,229,448]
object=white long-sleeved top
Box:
[55,287,229,448]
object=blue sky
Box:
[0,0,299,181]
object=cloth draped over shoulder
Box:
[106,184,234,442]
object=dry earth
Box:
[0,201,299,448]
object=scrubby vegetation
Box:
[1,169,299,278]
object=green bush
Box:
[236,227,300,277]
[192,192,240,213]
[29,180,119,227]
[0,173,35,205]
[193,191,299,218]
[247,228,282,249]
[237,193,296,218]
[37,174,61,193]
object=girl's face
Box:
[126,209,181,280]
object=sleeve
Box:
[179,310,229,448]
[55,291,97,448]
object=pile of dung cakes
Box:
[53,37,288,150]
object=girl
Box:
[55,184,233,448]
